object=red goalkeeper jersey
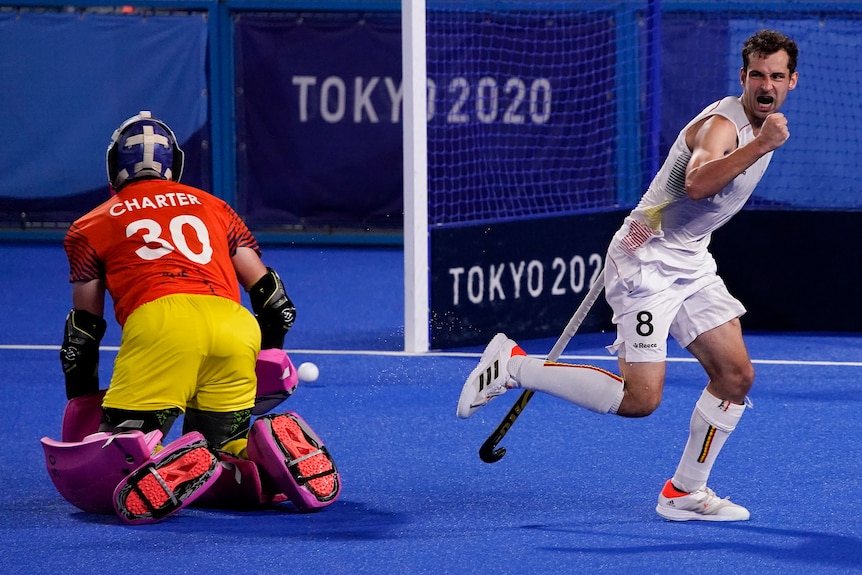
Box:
[64,179,260,326]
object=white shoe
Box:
[656,480,750,522]
[456,333,525,419]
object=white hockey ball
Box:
[297,362,319,383]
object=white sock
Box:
[671,388,746,493]
[507,355,624,414]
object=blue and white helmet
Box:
[106,111,184,191]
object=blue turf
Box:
[1,244,861,574]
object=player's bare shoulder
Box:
[685,114,739,157]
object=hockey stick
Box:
[478,270,606,463]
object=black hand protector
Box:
[60,309,107,400]
[248,267,296,350]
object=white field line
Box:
[1,345,860,367]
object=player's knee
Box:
[617,387,662,417]
[619,395,661,417]
[703,361,754,406]
[724,362,755,401]
[741,362,755,389]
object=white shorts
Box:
[604,246,746,363]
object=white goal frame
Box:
[402,0,429,353]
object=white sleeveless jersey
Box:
[611,96,772,273]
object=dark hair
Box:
[742,30,798,74]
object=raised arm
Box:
[684,112,789,200]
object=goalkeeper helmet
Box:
[106,111,184,192]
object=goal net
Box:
[405,0,862,351]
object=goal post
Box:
[402,0,430,354]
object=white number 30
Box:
[126,215,213,264]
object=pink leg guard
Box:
[194,452,288,509]
[61,389,107,442]
[113,432,221,525]
[254,349,300,415]
[247,412,341,511]
[41,429,162,514]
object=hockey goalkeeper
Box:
[42,111,340,524]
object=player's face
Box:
[739,50,798,123]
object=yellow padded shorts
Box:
[104,294,261,413]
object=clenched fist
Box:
[757,113,790,152]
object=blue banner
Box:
[430,211,622,348]
[0,10,209,224]
[234,12,404,229]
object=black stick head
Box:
[479,440,505,463]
